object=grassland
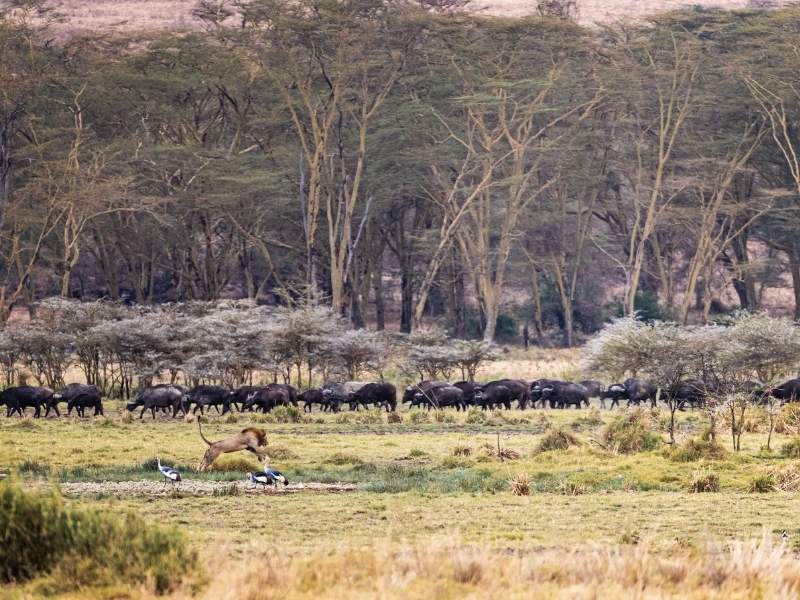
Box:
[3,387,800,598]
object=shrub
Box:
[211,456,262,473]
[536,428,580,453]
[570,407,603,431]
[781,438,800,459]
[334,413,353,424]
[435,411,455,424]
[767,465,800,492]
[387,412,403,424]
[268,445,299,460]
[600,410,661,454]
[440,456,474,469]
[16,460,50,478]
[559,479,586,496]
[212,483,241,497]
[748,474,776,494]
[223,412,239,424]
[0,481,194,591]
[271,406,302,424]
[452,444,472,457]
[688,468,720,493]
[668,437,728,462]
[508,473,530,496]
[465,409,487,425]
[406,448,428,458]
[408,411,430,424]
[355,410,384,425]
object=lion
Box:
[197,420,269,471]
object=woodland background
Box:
[3,0,800,345]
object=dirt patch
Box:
[53,480,361,498]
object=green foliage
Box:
[747,474,776,493]
[271,406,303,424]
[600,410,661,454]
[0,481,194,591]
[536,428,581,453]
[494,314,518,342]
[780,437,800,458]
[668,438,728,462]
[688,468,720,493]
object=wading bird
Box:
[157,457,181,488]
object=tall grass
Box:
[199,533,800,599]
[0,480,194,592]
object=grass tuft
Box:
[600,409,661,454]
[688,468,720,493]
[667,437,728,462]
[781,437,800,458]
[508,472,530,496]
[748,474,776,494]
[536,428,580,453]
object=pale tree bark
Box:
[622,35,698,316]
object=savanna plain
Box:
[4,350,800,599]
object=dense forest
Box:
[2,0,800,344]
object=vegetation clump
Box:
[508,473,531,496]
[600,410,661,454]
[748,474,776,494]
[781,438,800,458]
[0,481,194,591]
[688,468,720,493]
[536,428,581,453]
[668,437,728,462]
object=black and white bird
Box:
[157,457,181,488]
[782,530,790,543]
[246,467,289,489]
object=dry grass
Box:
[508,472,530,496]
[189,534,800,599]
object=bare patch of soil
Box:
[53,479,360,498]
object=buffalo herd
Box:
[2,376,800,418]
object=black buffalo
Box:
[0,386,53,417]
[453,381,482,407]
[770,379,800,403]
[244,384,294,413]
[540,381,589,409]
[352,382,397,412]
[671,379,707,410]
[127,384,186,419]
[530,379,569,408]
[402,381,449,409]
[600,383,628,409]
[414,385,464,410]
[474,384,512,410]
[484,379,529,409]
[58,383,104,417]
[624,378,659,408]
[299,388,326,412]
[186,385,232,415]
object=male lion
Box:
[197,420,269,471]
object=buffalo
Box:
[58,383,104,417]
[540,381,590,409]
[474,384,512,410]
[414,384,464,410]
[484,379,529,409]
[623,378,659,408]
[351,382,397,412]
[127,384,186,419]
[186,385,232,415]
[1,386,53,418]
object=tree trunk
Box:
[790,246,800,321]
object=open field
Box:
[43,0,793,35]
[4,385,800,598]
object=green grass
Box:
[5,399,800,597]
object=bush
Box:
[324,453,364,466]
[435,411,455,424]
[271,406,302,423]
[452,444,472,457]
[268,445,299,460]
[781,438,800,459]
[440,456,474,469]
[600,410,661,454]
[408,411,430,424]
[355,410,384,425]
[465,409,487,425]
[210,456,262,472]
[0,481,194,591]
[668,437,728,462]
[748,474,776,493]
[387,412,403,424]
[688,468,720,493]
[536,428,580,453]
[767,465,800,492]
[508,473,530,496]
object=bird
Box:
[263,466,289,487]
[157,457,181,488]
[782,530,790,543]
